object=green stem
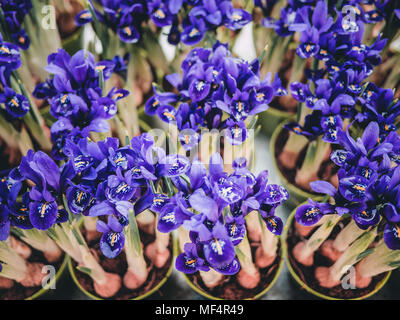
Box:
[295,137,331,189]
[0,241,28,282]
[282,131,308,155]
[332,220,365,252]
[125,209,147,279]
[357,240,400,278]
[12,228,61,257]
[299,215,341,261]
[329,228,377,282]
[259,214,278,256]
[236,235,259,276]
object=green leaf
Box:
[257,43,269,65]
[77,266,92,276]
[356,248,375,261]
[247,115,258,130]
[62,195,75,224]
[163,177,175,197]
[128,209,142,255]
[257,212,266,236]
[309,238,322,248]
[10,228,24,239]
[180,175,191,189]
[387,260,400,268]
[87,1,107,50]
[235,246,246,262]
[46,228,59,241]
[71,227,85,246]
[99,70,104,95]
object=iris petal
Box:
[295,203,323,226]
[29,201,57,230]
[203,237,235,268]
[100,231,125,258]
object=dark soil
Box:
[0,245,65,300]
[274,127,338,192]
[187,240,282,300]
[73,227,173,300]
[287,217,387,299]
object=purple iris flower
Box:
[262,6,298,37]
[97,215,126,259]
[8,193,33,230]
[176,243,209,274]
[200,221,236,268]
[75,9,93,26]
[77,0,145,44]
[289,2,334,58]
[66,184,94,215]
[1,0,32,50]
[384,223,400,250]
[146,42,281,149]
[6,150,63,231]
[174,153,287,275]
[34,49,128,159]
[181,16,207,45]
[0,171,22,240]
[352,206,380,230]
[77,0,250,46]
[148,0,180,27]
[106,168,137,203]
[0,87,29,118]
[359,88,400,139]
[295,116,400,252]
[159,154,191,178]
[157,201,188,233]
[285,113,324,141]
[295,199,334,226]
[225,215,246,246]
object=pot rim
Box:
[283,204,392,300]
[26,254,70,300]
[69,235,177,300]
[181,237,285,300]
[270,118,326,202]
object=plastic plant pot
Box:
[69,236,177,300]
[283,206,392,300]
[180,237,284,300]
[26,254,69,300]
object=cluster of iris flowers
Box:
[296,121,400,250]
[262,0,395,39]
[33,49,129,160]
[146,42,286,147]
[174,155,288,274]
[0,0,32,50]
[75,0,251,46]
[0,35,29,118]
[0,129,288,278]
[280,0,387,144]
